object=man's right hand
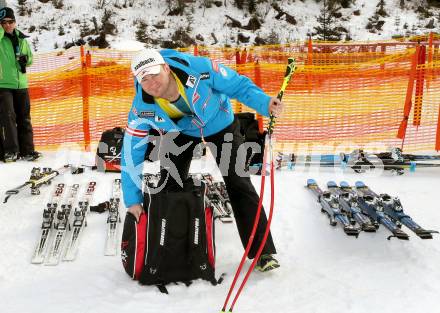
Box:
[128,204,144,222]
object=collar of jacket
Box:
[8,28,29,39]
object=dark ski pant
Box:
[0,88,35,155]
[157,117,276,259]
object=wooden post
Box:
[81,47,91,152]
[427,32,433,90]
[397,46,419,144]
[380,44,386,70]
[436,104,440,151]
[193,45,198,56]
[413,45,426,127]
[428,32,433,64]
[307,37,313,93]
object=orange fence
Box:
[27,33,440,154]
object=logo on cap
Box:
[134,58,155,71]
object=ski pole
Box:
[267,58,297,135]
[221,57,296,313]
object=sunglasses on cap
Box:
[1,19,15,25]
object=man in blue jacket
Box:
[121,48,283,272]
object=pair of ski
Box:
[4,166,66,203]
[201,174,233,223]
[31,181,97,265]
[3,164,89,203]
[104,179,122,256]
[307,179,438,240]
[142,173,234,224]
[276,151,440,174]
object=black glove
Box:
[17,55,27,73]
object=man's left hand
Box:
[268,97,284,118]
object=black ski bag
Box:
[121,179,218,293]
[95,127,124,172]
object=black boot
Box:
[4,152,19,163]
[21,151,42,161]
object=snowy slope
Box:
[2,0,440,52]
[0,151,439,313]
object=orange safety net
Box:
[26,36,440,154]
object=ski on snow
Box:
[306,179,361,237]
[44,184,80,266]
[354,182,438,239]
[353,182,410,240]
[104,179,122,256]
[31,183,66,264]
[63,181,97,261]
[326,181,378,232]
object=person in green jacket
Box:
[0,7,40,162]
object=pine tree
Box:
[400,0,405,9]
[248,0,256,14]
[17,0,27,16]
[313,0,344,41]
[376,0,388,18]
[32,37,39,51]
[234,0,244,10]
[80,19,90,38]
[366,0,388,33]
[52,0,64,9]
[58,25,65,36]
[135,21,149,43]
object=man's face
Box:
[139,64,170,98]
[1,18,16,34]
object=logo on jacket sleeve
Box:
[155,115,165,123]
[220,66,228,77]
[186,75,196,88]
[211,60,219,72]
[200,72,210,80]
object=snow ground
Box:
[0,150,439,313]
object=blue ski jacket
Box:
[121,49,271,208]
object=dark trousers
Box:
[0,88,35,155]
[157,117,276,259]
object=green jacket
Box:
[0,27,33,89]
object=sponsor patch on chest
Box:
[186,75,197,88]
[139,111,155,118]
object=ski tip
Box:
[390,231,410,240]
[355,181,365,188]
[344,227,361,237]
[417,234,433,239]
[362,224,377,232]
[416,229,438,239]
[339,181,349,188]
[306,179,317,186]
[327,181,337,188]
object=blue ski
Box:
[354,181,409,240]
[326,181,377,232]
[306,179,360,237]
[356,186,438,239]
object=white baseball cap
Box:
[131,49,165,83]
